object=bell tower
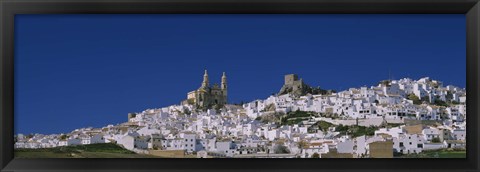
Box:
[221,72,228,102]
[221,72,227,90]
[202,69,209,88]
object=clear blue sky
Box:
[14,14,465,134]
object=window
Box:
[417,144,423,148]
[409,142,412,145]
[400,142,404,147]
[191,139,193,141]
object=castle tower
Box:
[202,69,209,88]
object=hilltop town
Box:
[15,71,467,158]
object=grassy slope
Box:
[15,143,159,158]
[397,149,466,158]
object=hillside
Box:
[15,143,158,158]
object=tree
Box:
[407,94,421,105]
[311,152,320,158]
[60,134,68,140]
[380,80,391,86]
[421,96,430,103]
[274,145,290,154]
[183,108,191,115]
[434,99,448,107]
[274,141,290,154]
[431,137,441,143]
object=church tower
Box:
[221,72,228,96]
[202,69,209,88]
[221,72,227,89]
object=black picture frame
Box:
[1,0,479,172]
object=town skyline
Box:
[15,14,465,135]
[15,73,464,135]
[15,74,467,158]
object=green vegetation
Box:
[407,94,421,105]
[317,121,334,132]
[307,120,334,133]
[434,99,448,107]
[304,86,336,96]
[183,108,191,115]
[318,112,341,119]
[421,96,430,103]
[311,152,320,158]
[15,143,158,158]
[273,141,290,154]
[335,125,378,138]
[397,149,466,158]
[286,110,313,118]
[431,137,441,143]
[379,80,391,86]
[280,110,315,125]
[450,101,460,105]
[387,123,404,128]
[283,118,307,125]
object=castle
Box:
[184,70,228,109]
[278,74,305,97]
[278,74,333,97]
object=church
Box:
[184,70,228,109]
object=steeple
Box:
[221,72,227,90]
[202,69,209,88]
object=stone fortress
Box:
[278,74,305,97]
[278,74,334,97]
[184,70,228,109]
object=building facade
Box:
[185,70,227,109]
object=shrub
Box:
[273,145,290,154]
